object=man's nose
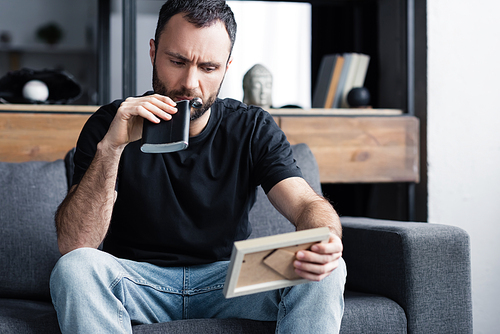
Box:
[182,66,199,90]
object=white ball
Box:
[22,80,49,102]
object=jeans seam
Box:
[118,307,124,331]
[108,272,128,332]
[183,267,189,319]
[183,284,225,295]
[108,271,125,291]
[276,290,288,334]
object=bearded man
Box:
[50,1,346,333]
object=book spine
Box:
[312,55,336,108]
[324,55,345,108]
[332,53,352,109]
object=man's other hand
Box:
[293,234,343,281]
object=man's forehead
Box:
[158,14,231,58]
[160,13,230,43]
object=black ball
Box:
[347,87,371,107]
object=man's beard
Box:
[152,63,221,121]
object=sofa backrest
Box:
[0,159,67,301]
[0,143,321,301]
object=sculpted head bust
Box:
[243,64,273,109]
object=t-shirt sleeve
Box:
[250,110,303,194]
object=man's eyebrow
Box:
[165,51,222,68]
[165,51,190,62]
[200,61,222,68]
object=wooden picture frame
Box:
[223,227,330,298]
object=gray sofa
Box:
[0,143,472,333]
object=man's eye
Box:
[203,65,219,73]
[171,60,185,66]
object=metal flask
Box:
[141,98,202,153]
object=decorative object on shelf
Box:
[279,104,303,109]
[313,53,370,109]
[35,22,64,45]
[0,31,12,46]
[339,53,370,108]
[22,80,49,102]
[243,64,273,109]
[0,68,81,104]
[347,87,371,108]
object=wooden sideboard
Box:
[0,105,419,184]
[0,105,95,163]
[271,109,419,184]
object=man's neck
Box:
[189,108,211,137]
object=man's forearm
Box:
[267,177,342,238]
[55,142,123,255]
[295,196,342,238]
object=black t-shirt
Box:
[72,97,302,267]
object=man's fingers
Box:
[105,94,180,148]
[149,94,178,114]
[311,234,343,254]
[120,95,178,122]
[296,249,340,265]
[292,234,343,281]
[294,269,330,282]
[294,259,339,281]
[140,102,173,122]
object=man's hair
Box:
[155,0,237,55]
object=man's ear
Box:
[149,39,156,66]
[226,56,233,71]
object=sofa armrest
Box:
[341,217,472,334]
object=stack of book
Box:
[312,53,370,109]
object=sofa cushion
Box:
[133,319,275,334]
[0,160,66,301]
[131,292,407,334]
[0,299,61,334]
[248,143,322,239]
[340,290,407,333]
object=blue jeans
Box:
[50,248,346,333]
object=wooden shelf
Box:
[269,108,403,116]
[0,104,98,114]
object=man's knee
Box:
[52,248,102,278]
[50,248,121,297]
[318,257,347,298]
[285,257,346,300]
[328,257,347,288]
